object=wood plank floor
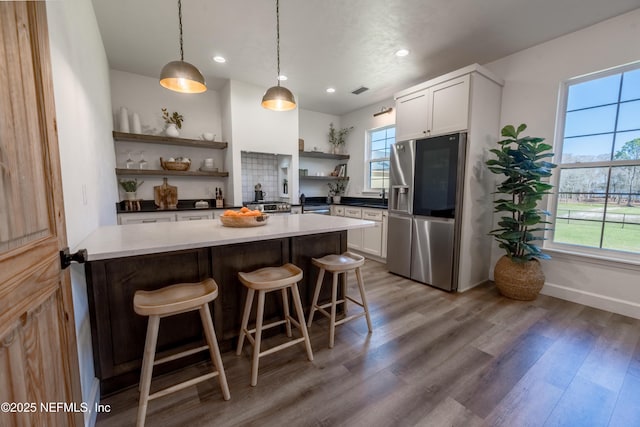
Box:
[96,260,640,427]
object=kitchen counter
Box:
[77,214,373,261]
[82,214,374,395]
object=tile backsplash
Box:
[241,152,278,202]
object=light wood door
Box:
[0,3,82,426]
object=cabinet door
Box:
[395,89,429,142]
[429,75,470,136]
[118,212,175,224]
[381,212,388,259]
[347,228,363,250]
[177,212,213,221]
[361,221,382,256]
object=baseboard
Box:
[84,377,100,427]
[457,279,490,293]
[541,282,640,320]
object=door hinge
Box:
[60,247,88,270]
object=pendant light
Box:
[261,0,296,111]
[160,0,207,93]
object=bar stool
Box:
[134,278,230,427]
[236,263,314,386]
[307,252,373,348]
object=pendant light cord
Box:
[178,0,184,61]
[276,0,281,86]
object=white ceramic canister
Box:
[131,112,142,134]
[119,107,129,133]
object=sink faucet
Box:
[380,188,386,204]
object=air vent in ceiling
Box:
[351,86,369,95]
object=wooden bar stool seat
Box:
[307,251,373,348]
[236,263,314,386]
[134,278,230,427]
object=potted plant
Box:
[486,124,557,300]
[162,108,184,137]
[328,122,354,154]
[328,177,348,204]
[119,179,144,200]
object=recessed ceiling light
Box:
[213,56,226,63]
[277,75,288,81]
[326,87,336,93]
[395,49,410,57]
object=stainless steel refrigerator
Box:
[387,133,466,291]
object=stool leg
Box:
[281,288,292,337]
[342,270,349,315]
[291,283,314,361]
[307,268,325,327]
[137,315,160,427]
[329,271,339,349]
[236,288,255,356]
[251,290,266,386]
[355,266,373,333]
[199,305,231,401]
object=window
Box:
[366,126,394,190]
[551,64,640,256]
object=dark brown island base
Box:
[79,215,372,395]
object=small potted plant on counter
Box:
[328,177,348,204]
[119,178,144,200]
[162,108,184,137]
[486,123,557,300]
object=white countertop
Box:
[76,214,374,261]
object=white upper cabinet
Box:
[430,75,470,136]
[393,65,503,142]
[395,75,470,142]
[395,89,430,141]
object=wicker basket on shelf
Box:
[160,157,191,171]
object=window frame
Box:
[364,125,394,192]
[546,61,640,264]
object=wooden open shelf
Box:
[299,175,349,181]
[299,151,350,160]
[115,168,229,178]
[113,131,228,149]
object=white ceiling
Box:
[92,0,640,115]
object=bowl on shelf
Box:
[160,157,191,171]
[220,214,269,228]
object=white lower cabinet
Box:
[343,207,363,250]
[331,205,387,259]
[118,212,176,224]
[118,210,216,224]
[360,209,383,257]
[381,211,388,259]
[177,211,213,221]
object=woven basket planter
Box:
[494,255,545,301]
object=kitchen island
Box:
[77,214,373,395]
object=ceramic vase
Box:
[131,113,142,134]
[119,107,129,133]
[165,123,179,137]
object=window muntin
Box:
[551,64,640,257]
[366,126,394,190]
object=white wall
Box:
[485,8,640,319]
[46,0,116,424]
[110,70,226,201]
[340,100,396,197]
[227,80,299,204]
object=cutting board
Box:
[154,178,178,210]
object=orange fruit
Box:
[240,206,250,213]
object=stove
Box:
[245,201,291,213]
